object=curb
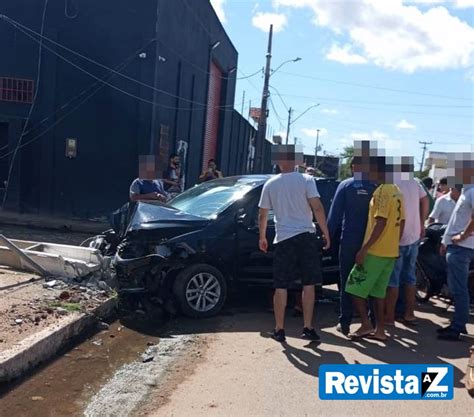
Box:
[0,297,117,384]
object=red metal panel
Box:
[0,77,34,104]
[202,62,222,169]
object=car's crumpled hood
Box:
[127,202,210,232]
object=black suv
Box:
[110,175,340,318]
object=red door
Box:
[202,62,222,169]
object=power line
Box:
[269,85,289,112]
[277,70,472,102]
[2,0,49,208]
[273,92,472,109]
[1,15,238,110]
[0,42,157,160]
[0,39,157,153]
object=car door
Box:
[235,190,275,284]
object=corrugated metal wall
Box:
[202,62,223,169]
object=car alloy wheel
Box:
[185,272,221,313]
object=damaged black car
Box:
[92,176,339,318]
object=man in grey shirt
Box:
[258,145,330,342]
[438,154,474,341]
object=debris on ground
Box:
[92,339,103,347]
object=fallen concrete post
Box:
[0,234,48,276]
[0,238,105,280]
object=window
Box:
[0,77,34,104]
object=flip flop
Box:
[348,329,374,340]
[367,334,388,342]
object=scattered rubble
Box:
[92,339,103,347]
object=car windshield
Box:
[168,177,264,219]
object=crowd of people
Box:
[128,154,224,202]
[259,141,473,343]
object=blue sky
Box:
[211,0,473,167]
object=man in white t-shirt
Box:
[438,154,474,341]
[385,159,429,326]
[428,186,461,225]
[258,145,330,343]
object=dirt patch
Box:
[0,269,111,351]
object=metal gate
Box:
[202,62,222,169]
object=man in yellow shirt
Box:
[346,156,405,341]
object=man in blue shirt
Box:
[129,155,168,202]
[328,143,378,335]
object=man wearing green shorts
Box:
[346,157,405,341]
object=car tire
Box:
[415,264,432,303]
[173,264,227,318]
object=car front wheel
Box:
[173,264,227,318]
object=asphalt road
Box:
[142,288,473,417]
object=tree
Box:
[339,145,354,180]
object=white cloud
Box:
[396,119,417,129]
[252,12,287,33]
[405,0,474,7]
[453,0,474,8]
[321,108,338,115]
[301,127,328,137]
[274,0,474,73]
[326,44,367,65]
[210,0,226,23]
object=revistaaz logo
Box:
[319,364,454,400]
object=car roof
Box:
[219,174,338,185]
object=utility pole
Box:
[419,141,432,174]
[253,24,273,174]
[285,107,292,145]
[241,90,245,115]
[314,129,321,168]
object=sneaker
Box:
[437,327,461,341]
[436,325,453,334]
[301,327,320,341]
[437,325,468,334]
[336,323,350,336]
[271,329,286,342]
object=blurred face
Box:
[271,145,303,173]
[438,183,449,193]
[172,156,180,165]
[138,158,156,180]
[450,187,461,201]
[208,161,217,170]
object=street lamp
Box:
[271,57,302,76]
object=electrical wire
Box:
[268,98,285,125]
[1,15,237,111]
[277,70,472,102]
[237,68,263,80]
[0,45,163,161]
[2,0,49,208]
[273,92,472,109]
[269,85,289,112]
[0,39,156,153]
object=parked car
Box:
[98,175,340,318]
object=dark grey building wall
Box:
[0,0,238,217]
